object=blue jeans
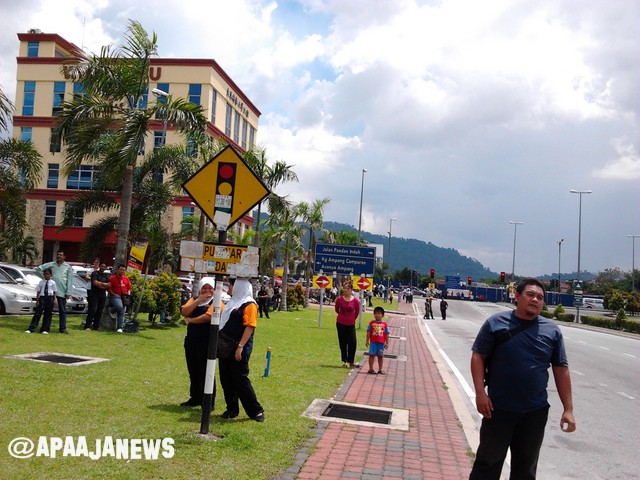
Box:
[470,406,549,480]
[56,296,68,332]
[111,295,125,329]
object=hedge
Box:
[580,315,640,334]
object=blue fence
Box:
[462,286,575,306]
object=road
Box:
[412,297,640,480]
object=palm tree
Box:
[54,20,207,266]
[243,147,298,248]
[0,87,43,246]
[265,196,304,311]
[296,197,330,306]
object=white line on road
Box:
[571,370,585,376]
[599,346,610,350]
[617,392,636,400]
[624,353,637,358]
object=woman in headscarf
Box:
[218,277,265,422]
[180,277,216,407]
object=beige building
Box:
[12,30,260,264]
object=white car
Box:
[0,267,37,315]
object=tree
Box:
[296,197,330,307]
[54,20,206,266]
[243,147,298,249]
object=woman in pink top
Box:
[334,281,361,368]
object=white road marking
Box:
[624,353,636,358]
[599,346,610,350]
[617,392,636,400]
[571,370,584,376]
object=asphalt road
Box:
[413,297,640,480]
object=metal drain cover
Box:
[5,352,109,366]
[303,399,409,430]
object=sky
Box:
[0,0,638,277]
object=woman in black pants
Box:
[334,281,361,368]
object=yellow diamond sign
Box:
[183,146,270,230]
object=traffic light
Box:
[430,268,435,279]
[215,161,236,215]
[467,276,472,286]
[500,272,506,284]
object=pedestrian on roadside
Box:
[25,268,57,334]
[440,297,448,320]
[84,261,110,330]
[389,289,394,304]
[108,264,132,333]
[334,280,361,369]
[218,277,265,422]
[257,283,270,318]
[179,277,216,408]
[35,250,74,334]
[366,306,389,375]
[469,278,576,480]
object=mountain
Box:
[322,221,497,280]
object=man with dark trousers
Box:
[84,261,111,330]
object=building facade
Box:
[12,30,260,265]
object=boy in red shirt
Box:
[365,306,390,375]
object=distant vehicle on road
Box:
[583,297,604,309]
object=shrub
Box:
[149,272,182,323]
[286,284,305,310]
[539,310,554,319]
[553,304,565,319]
[615,308,626,330]
[557,313,575,322]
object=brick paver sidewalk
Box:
[282,300,473,479]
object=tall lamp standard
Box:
[557,238,564,305]
[628,234,640,291]
[357,169,367,244]
[508,221,524,282]
[570,189,592,323]
[387,218,396,290]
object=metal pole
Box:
[387,218,396,292]
[200,229,226,434]
[628,235,640,292]
[557,239,563,305]
[570,190,592,323]
[509,221,523,282]
[357,169,367,244]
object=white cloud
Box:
[593,138,640,180]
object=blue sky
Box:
[0,0,638,277]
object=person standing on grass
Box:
[218,278,265,422]
[179,277,215,408]
[469,278,576,480]
[26,268,56,334]
[84,261,110,330]
[109,264,131,333]
[256,283,270,318]
[366,306,389,375]
[334,280,361,369]
[35,250,74,334]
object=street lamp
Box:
[570,189,592,323]
[557,238,564,304]
[628,234,640,291]
[357,169,367,244]
[387,218,396,290]
[508,221,523,282]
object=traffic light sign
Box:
[430,268,435,279]
[467,276,472,286]
[500,272,506,284]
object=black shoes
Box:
[254,412,265,423]
[180,399,200,407]
[221,411,239,419]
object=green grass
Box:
[0,307,365,479]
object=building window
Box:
[65,202,83,227]
[138,86,148,109]
[186,137,197,158]
[225,103,232,137]
[22,81,36,116]
[47,164,59,189]
[241,119,248,150]
[66,165,96,190]
[27,41,39,58]
[73,82,84,100]
[50,129,61,153]
[52,81,65,115]
[154,130,166,149]
[210,89,217,124]
[188,84,202,105]
[182,206,195,219]
[233,111,240,143]
[20,127,32,143]
[249,126,256,148]
[154,83,169,119]
[44,200,56,225]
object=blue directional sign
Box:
[445,275,461,290]
[314,243,376,276]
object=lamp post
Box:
[557,238,564,305]
[387,218,396,290]
[357,169,367,244]
[509,221,523,282]
[570,189,592,323]
[628,234,640,291]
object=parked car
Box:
[0,263,41,288]
[67,274,88,314]
[0,267,37,315]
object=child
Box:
[26,268,57,334]
[365,306,390,375]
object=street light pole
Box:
[357,169,367,244]
[509,221,523,282]
[387,218,396,291]
[628,234,640,291]
[570,189,592,323]
[557,238,564,305]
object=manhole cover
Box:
[5,352,109,366]
[322,403,391,424]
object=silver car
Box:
[0,267,37,315]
